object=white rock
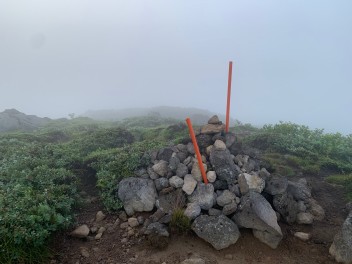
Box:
[294,232,311,241]
[182,174,197,195]
[214,140,226,150]
[70,225,90,238]
[206,171,217,183]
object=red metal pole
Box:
[226,61,233,133]
[185,117,208,184]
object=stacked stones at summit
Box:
[117,115,325,250]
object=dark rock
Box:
[196,134,212,150]
[208,115,220,124]
[222,201,237,215]
[157,147,174,162]
[212,133,225,142]
[208,208,222,216]
[264,175,288,195]
[209,148,240,185]
[176,151,188,163]
[144,222,170,249]
[151,209,166,222]
[187,142,195,155]
[287,179,311,201]
[118,177,157,216]
[154,177,170,191]
[273,193,299,224]
[168,154,180,172]
[225,133,236,148]
[213,179,228,191]
[159,214,172,224]
[192,215,240,250]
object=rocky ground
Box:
[50,167,350,264]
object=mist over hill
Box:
[81,106,235,126]
[0,109,51,132]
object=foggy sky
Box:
[0,0,351,134]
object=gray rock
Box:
[238,173,265,194]
[228,183,240,196]
[70,225,90,238]
[168,154,180,172]
[217,190,236,207]
[297,201,307,212]
[208,208,222,216]
[189,183,215,210]
[225,133,236,148]
[273,193,299,224]
[222,201,237,215]
[154,177,169,191]
[201,123,225,134]
[184,203,201,220]
[176,163,188,178]
[329,211,352,263]
[307,198,325,221]
[187,142,195,155]
[208,115,220,124]
[214,140,226,150]
[296,212,314,224]
[192,215,240,250]
[264,175,288,195]
[159,214,172,224]
[147,166,159,180]
[346,202,352,213]
[209,148,240,185]
[157,147,174,162]
[156,189,186,213]
[243,158,260,172]
[176,151,188,163]
[150,209,166,222]
[259,168,271,180]
[118,177,157,216]
[287,179,311,201]
[182,174,198,195]
[233,191,283,249]
[152,161,169,177]
[191,161,207,182]
[206,171,217,183]
[176,143,187,153]
[169,176,184,188]
[137,216,145,225]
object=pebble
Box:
[95,211,106,222]
[128,217,139,227]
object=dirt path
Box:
[51,172,349,264]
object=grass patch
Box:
[169,208,191,234]
[326,174,352,200]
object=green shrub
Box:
[326,174,352,200]
[169,208,191,234]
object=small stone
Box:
[214,140,226,150]
[206,171,217,183]
[95,211,106,222]
[296,212,314,224]
[95,232,103,240]
[97,226,106,234]
[217,190,236,207]
[208,115,220,124]
[184,203,201,220]
[224,254,233,260]
[187,142,195,155]
[208,208,222,216]
[80,247,90,258]
[70,225,90,238]
[191,161,207,182]
[169,176,184,188]
[119,211,128,222]
[294,232,311,241]
[128,217,139,227]
[137,216,144,225]
[222,201,237,215]
[152,161,169,177]
[90,226,98,234]
[176,163,189,178]
[120,222,129,229]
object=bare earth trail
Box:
[51,172,349,264]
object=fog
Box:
[0,0,351,134]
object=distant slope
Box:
[81,106,234,125]
[0,109,51,132]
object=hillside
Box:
[0,109,51,133]
[81,106,235,125]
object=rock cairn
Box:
[117,115,325,250]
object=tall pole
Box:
[226,61,233,133]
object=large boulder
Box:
[192,215,240,250]
[209,148,240,185]
[188,183,215,210]
[329,212,352,263]
[118,177,157,216]
[233,191,283,249]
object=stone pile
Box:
[117,115,325,250]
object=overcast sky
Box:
[0,0,351,133]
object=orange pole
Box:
[185,117,208,184]
[225,61,233,133]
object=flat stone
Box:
[169,176,184,188]
[182,174,197,195]
[70,225,90,238]
[201,124,225,134]
[294,232,311,241]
